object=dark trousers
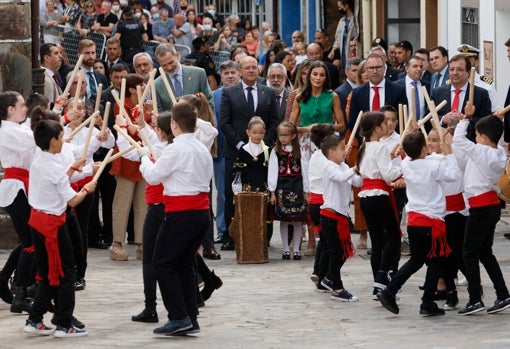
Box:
[360,195,401,278]
[142,203,164,311]
[224,157,235,234]
[29,224,76,327]
[66,207,84,280]
[89,167,116,244]
[153,210,210,320]
[1,244,22,279]
[463,204,509,303]
[310,204,328,279]
[320,215,347,290]
[4,190,34,287]
[387,226,443,303]
[73,192,94,279]
[443,212,467,291]
[202,183,215,249]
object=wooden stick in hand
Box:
[113,124,143,150]
[108,144,137,163]
[80,115,96,159]
[62,54,84,97]
[101,101,111,134]
[158,67,177,105]
[66,111,99,140]
[94,83,103,112]
[346,111,363,152]
[421,86,443,143]
[92,148,114,182]
[468,67,475,106]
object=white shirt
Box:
[29,150,77,215]
[64,124,115,166]
[267,145,310,193]
[308,150,328,194]
[449,82,468,112]
[0,120,36,207]
[380,131,401,167]
[404,76,425,119]
[358,141,402,197]
[140,133,212,195]
[402,154,459,219]
[452,120,506,199]
[474,72,500,112]
[369,81,386,111]
[57,142,94,183]
[321,159,362,216]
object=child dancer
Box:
[453,115,510,315]
[319,134,361,301]
[307,124,335,289]
[269,121,309,260]
[0,91,36,314]
[356,112,402,295]
[139,102,213,336]
[24,119,95,337]
[377,130,458,316]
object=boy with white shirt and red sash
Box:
[453,115,510,315]
[139,102,213,336]
[377,130,458,316]
[24,119,96,337]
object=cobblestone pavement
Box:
[0,217,509,349]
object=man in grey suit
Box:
[41,43,64,109]
[154,43,213,112]
[219,56,280,250]
[266,63,289,122]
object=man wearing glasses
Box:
[348,53,407,130]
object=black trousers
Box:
[463,204,510,303]
[320,215,347,290]
[29,223,76,327]
[387,226,443,304]
[89,165,116,244]
[4,190,34,287]
[153,210,210,320]
[360,195,401,278]
[310,204,328,279]
[443,212,467,291]
[73,192,94,279]
[141,203,164,311]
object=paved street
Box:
[1,217,510,349]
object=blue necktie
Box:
[246,86,255,115]
[172,74,183,97]
[411,81,420,119]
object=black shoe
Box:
[202,248,221,260]
[293,252,302,260]
[10,288,33,314]
[131,309,159,323]
[75,278,86,291]
[153,317,192,336]
[377,288,399,314]
[373,271,390,291]
[0,273,13,304]
[458,301,485,315]
[444,291,459,311]
[433,289,448,300]
[51,315,85,329]
[487,297,510,314]
[504,232,510,240]
[89,239,109,249]
[214,236,225,244]
[220,240,235,251]
[420,302,446,316]
[200,270,223,301]
[174,318,200,335]
[282,251,291,260]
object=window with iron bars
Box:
[195,0,262,28]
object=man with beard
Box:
[77,39,108,100]
[266,63,289,122]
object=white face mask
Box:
[134,12,141,19]
[203,24,212,31]
[208,10,215,16]
[119,0,128,6]
[112,5,120,11]
[152,13,160,21]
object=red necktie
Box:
[452,89,462,112]
[372,86,380,111]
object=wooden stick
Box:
[108,144,137,163]
[497,104,510,116]
[403,104,409,127]
[66,111,99,140]
[80,115,96,159]
[92,148,114,183]
[421,86,443,143]
[417,100,447,127]
[113,124,143,150]
[136,85,143,106]
[398,115,415,146]
[73,72,82,101]
[398,103,404,135]
[139,69,156,109]
[158,67,177,105]
[420,125,428,138]
[138,128,157,161]
[346,111,363,151]
[151,74,158,115]
[468,67,475,106]
[94,83,103,112]
[110,90,132,123]
[410,86,416,120]
[62,54,84,97]
[101,101,111,134]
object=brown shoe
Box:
[203,247,221,260]
[110,245,129,261]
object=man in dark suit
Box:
[348,53,408,130]
[414,48,432,87]
[219,56,280,250]
[431,54,491,141]
[77,39,109,101]
[266,63,290,122]
[429,46,450,90]
[105,37,132,74]
[395,56,430,121]
[370,46,400,81]
[335,57,362,124]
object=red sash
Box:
[445,192,466,212]
[163,192,209,213]
[361,178,402,236]
[3,167,29,193]
[146,184,164,205]
[408,211,451,258]
[71,175,94,191]
[468,191,500,208]
[308,192,324,205]
[28,209,67,286]
[320,209,354,261]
